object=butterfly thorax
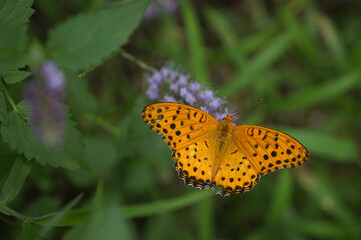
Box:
[220,114,234,137]
[212,114,235,176]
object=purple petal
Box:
[162,94,177,102]
[188,82,201,94]
[177,75,188,87]
[146,86,159,99]
[197,90,214,104]
[23,78,65,146]
[208,99,222,112]
[180,87,195,106]
[39,61,65,95]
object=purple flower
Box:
[23,60,66,146]
[188,82,201,94]
[144,0,178,20]
[145,64,237,122]
[39,61,65,95]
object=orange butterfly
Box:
[142,103,309,196]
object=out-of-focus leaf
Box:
[40,194,83,236]
[47,0,151,71]
[66,136,118,187]
[263,170,293,235]
[0,156,32,204]
[34,190,214,226]
[197,198,214,240]
[220,32,292,97]
[65,71,98,116]
[276,126,358,162]
[297,169,360,238]
[3,70,31,84]
[0,91,7,122]
[180,0,208,84]
[0,202,27,220]
[22,219,37,240]
[280,7,321,62]
[0,25,29,75]
[0,102,87,170]
[204,7,244,68]
[314,12,347,72]
[267,70,361,110]
[0,0,35,26]
[62,205,135,240]
[294,219,349,239]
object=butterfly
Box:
[142,103,309,196]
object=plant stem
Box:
[0,78,19,113]
[120,50,157,72]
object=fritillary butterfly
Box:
[142,103,309,196]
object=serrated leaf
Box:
[47,0,150,72]
[0,25,29,75]
[0,156,32,204]
[0,0,35,27]
[0,103,87,170]
[22,219,37,240]
[0,91,7,122]
[3,70,31,84]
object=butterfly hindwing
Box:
[173,137,216,189]
[212,142,260,196]
[234,125,309,176]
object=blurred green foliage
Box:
[0,0,361,239]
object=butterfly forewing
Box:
[142,103,219,150]
[234,125,309,176]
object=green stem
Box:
[120,50,157,72]
[1,78,19,113]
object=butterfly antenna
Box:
[232,98,263,118]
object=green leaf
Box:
[266,70,361,110]
[62,205,135,240]
[276,126,358,162]
[40,194,83,237]
[0,25,29,75]
[3,70,31,84]
[66,136,118,187]
[204,7,245,69]
[34,190,214,226]
[0,91,7,122]
[0,202,27,220]
[294,219,350,239]
[0,0,35,27]
[0,156,32,204]
[263,171,293,235]
[1,102,87,170]
[180,0,209,84]
[22,219,37,240]
[220,32,292,97]
[47,0,150,72]
[65,71,98,116]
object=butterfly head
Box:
[222,114,234,123]
[219,114,234,137]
